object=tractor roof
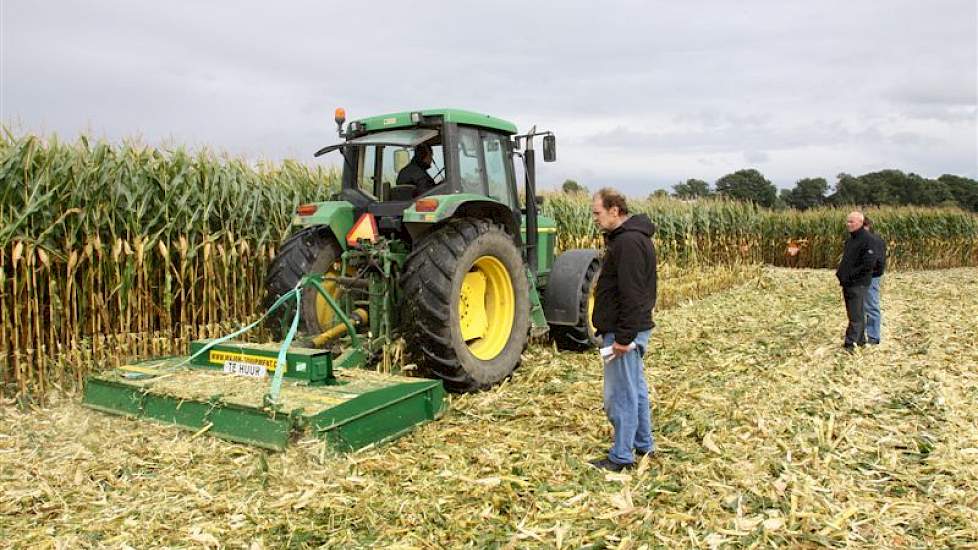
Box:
[353,109,518,135]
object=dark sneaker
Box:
[589,458,634,472]
[843,344,856,353]
[635,448,655,458]
[868,339,880,345]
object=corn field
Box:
[0,132,338,398]
[544,194,763,265]
[544,193,978,270]
[759,206,978,269]
[2,132,976,399]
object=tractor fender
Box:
[290,200,356,250]
[404,195,518,241]
[543,249,600,326]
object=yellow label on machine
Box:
[209,351,281,372]
[120,364,165,375]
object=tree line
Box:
[561,169,978,212]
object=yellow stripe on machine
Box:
[119,364,166,375]
[209,351,280,371]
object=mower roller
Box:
[83,108,603,451]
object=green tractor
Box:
[264,108,602,391]
[82,108,601,451]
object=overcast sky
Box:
[2,1,976,195]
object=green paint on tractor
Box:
[354,108,518,134]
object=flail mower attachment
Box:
[82,276,445,451]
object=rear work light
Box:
[415,199,439,212]
[346,213,378,247]
[296,204,318,216]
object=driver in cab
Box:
[397,143,436,197]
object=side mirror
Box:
[543,135,556,162]
[535,195,545,206]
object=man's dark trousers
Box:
[843,285,869,346]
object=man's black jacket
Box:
[396,157,435,196]
[835,227,876,287]
[591,214,657,346]
[868,231,887,277]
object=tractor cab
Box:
[313,109,531,243]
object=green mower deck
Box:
[82,341,446,451]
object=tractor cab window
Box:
[336,128,442,201]
[380,144,444,189]
[457,127,485,195]
[483,134,516,209]
[357,146,378,199]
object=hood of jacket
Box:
[608,213,656,238]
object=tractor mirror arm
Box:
[317,144,358,184]
[314,144,341,157]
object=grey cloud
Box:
[2,0,975,191]
[744,151,769,164]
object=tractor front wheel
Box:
[402,219,530,392]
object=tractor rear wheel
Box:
[262,226,345,338]
[402,219,530,392]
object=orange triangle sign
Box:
[346,213,378,247]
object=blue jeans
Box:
[601,330,653,465]
[864,276,882,343]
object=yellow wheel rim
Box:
[586,284,596,335]
[458,256,514,360]
[314,261,344,329]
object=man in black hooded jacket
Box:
[835,211,877,350]
[588,187,657,472]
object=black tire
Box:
[262,226,344,338]
[402,219,530,392]
[550,258,601,351]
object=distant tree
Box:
[938,174,978,212]
[830,169,955,207]
[672,178,712,199]
[561,179,586,194]
[858,170,909,205]
[650,189,670,199]
[903,173,952,206]
[781,177,828,210]
[828,172,867,206]
[715,169,777,207]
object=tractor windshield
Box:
[323,129,445,201]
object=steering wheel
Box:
[431,165,446,186]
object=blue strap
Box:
[183,286,299,367]
[267,283,301,404]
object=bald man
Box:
[835,211,877,351]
